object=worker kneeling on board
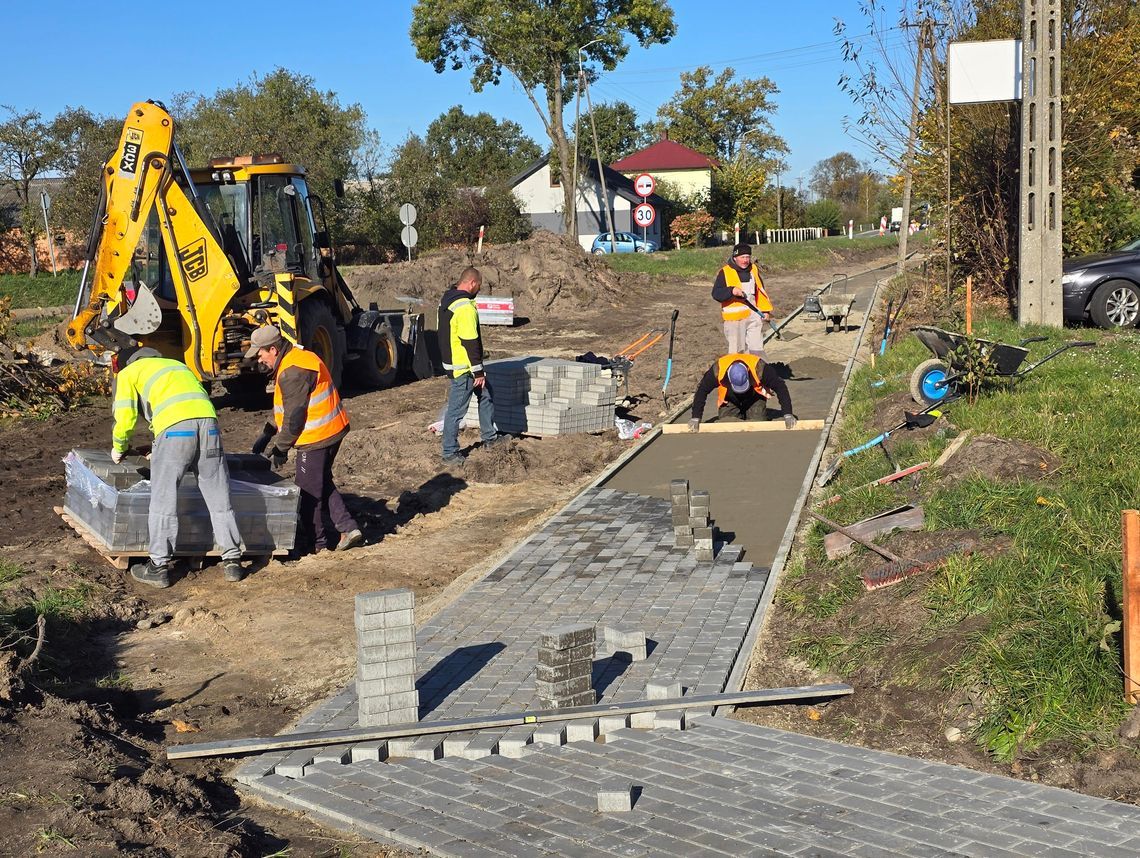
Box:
[688,353,796,432]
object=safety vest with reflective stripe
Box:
[111,358,216,452]
[273,347,349,446]
[719,264,773,321]
[715,353,771,407]
[441,295,483,378]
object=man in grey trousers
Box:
[111,346,245,588]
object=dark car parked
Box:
[1063,238,1140,328]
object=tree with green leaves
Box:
[424,106,541,187]
[410,0,676,233]
[573,100,651,166]
[0,107,65,275]
[48,107,121,239]
[653,66,787,163]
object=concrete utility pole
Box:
[580,44,617,254]
[1017,0,1063,326]
[897,20,932,275]
[776,169,783,229]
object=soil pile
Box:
[941,433,1059,483]
[344,230,626,321]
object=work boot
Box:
[482,434,507,450]
[337,528,364,552]
[441,453,466,469]
[223,561,246,582]
[130,561,171,589]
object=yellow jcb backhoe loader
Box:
[67,100,430,389]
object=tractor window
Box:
[291,178,318,279]
[252,175,310,277]
[198,182,251,281]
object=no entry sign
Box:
[633,173,656,197]
[633,203,656,228]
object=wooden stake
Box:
[661,419,825,435]
[965,275,973,335]
[1123,510,1140,704]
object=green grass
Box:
[601,234,911,277]
[11,315,66,339]
[798,311,1140,760]
[0,272,80,309]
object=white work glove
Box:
[784,415,798,430]
[688,418,700,433]
[110,449,124,464]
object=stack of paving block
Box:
[670,479,715,562]
[463,357,618,436]
[62,448,299,554]
[536,624,596,708]
[356,589,419,728]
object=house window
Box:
[548,170,560,188]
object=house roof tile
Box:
[610,139,719,171]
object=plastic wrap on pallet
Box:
[63,450,300,554]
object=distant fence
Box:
[764,227,826,244]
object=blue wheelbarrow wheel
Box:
[910,358,952,405]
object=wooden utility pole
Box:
[1123,510,1140,704]
[1017,0,1063,326]
[897,19,933,276]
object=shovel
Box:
[661,308,680,410]
[816,398,950,488]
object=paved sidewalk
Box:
[236,481,1140,856]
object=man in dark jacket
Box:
[688,353,797,431]
[247,325,363,554]
[438,267,500,466]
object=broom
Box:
[808,512,975,590]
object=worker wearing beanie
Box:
[711,242,772,358]
[110,345,245,588]
[687,352,796,431]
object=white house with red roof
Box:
[610,136,719,199]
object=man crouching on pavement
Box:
[688,353,797,431]
[247,325,364,555]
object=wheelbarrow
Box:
[908,325,1095,406]
[802,273,857,333]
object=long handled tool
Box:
[879,298,894,356]
[816,398,950,488]
[737,294,780,339]
[809,511,978,590]
[661,308,679,410]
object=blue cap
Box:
[727,361,752,394]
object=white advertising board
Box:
[948,39,1022,105]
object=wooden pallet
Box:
[55,506,285,570]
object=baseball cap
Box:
[245,325,284,359]
[112,345,161,372]
[732,242,752,257]
[727,360,752,394]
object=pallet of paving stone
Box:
[660,418,826,434]
[60,449,300,563]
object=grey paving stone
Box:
[355,589,414,614]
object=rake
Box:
[808,511,975,590]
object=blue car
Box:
[591,231,657,254]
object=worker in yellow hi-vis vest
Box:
[710,242,772,358]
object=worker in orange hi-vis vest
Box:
[710,242,773,359]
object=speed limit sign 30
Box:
[633,202,656,228]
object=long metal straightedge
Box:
[168,683,853,760]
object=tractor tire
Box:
[909,358,952,406]
[1088,279,1140,329]
[299,299,345,389]
[347,324,399,390]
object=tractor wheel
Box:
[347,324,399,390]
[909,358,952,406]
[299,300,345,389]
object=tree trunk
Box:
[546,72,576,236]
[26,233,38,277]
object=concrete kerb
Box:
[717,270,890,709]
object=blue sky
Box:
[4,1,906,183]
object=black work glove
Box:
[252,422,276,455]
[267,447,288,470]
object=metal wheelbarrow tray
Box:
[909,325,1095,405]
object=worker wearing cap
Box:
[110,346,245,588]
[247,326,364,554]
[711,242,773,358]
[688,353,796,431]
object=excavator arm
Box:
[67,101,240,378]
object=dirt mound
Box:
[942,433,1059,483]
[344,230,626,321]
